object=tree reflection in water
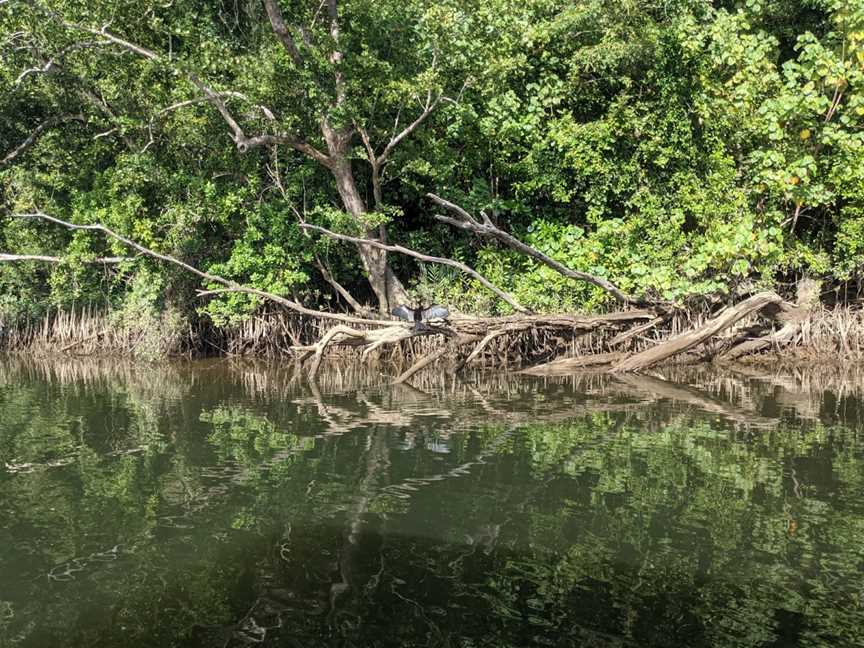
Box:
[0,358,863,647]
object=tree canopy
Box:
[1,0,863,327]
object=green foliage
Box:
[1,0,863,326]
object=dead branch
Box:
[612,292,789,372]
[377,91,443,166]
[299,222,531,314]
[14,40,107,85]
[312,254,370,316]
[1,114,85,166]
[720,278,820,361]
[292,308,656,380]
[427,192,637,305]
[0,252,130,263]
[608,316,665,347]
[15,211,389,327]
[519,352,625,375]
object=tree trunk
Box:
[328,156,410,313]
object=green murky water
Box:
[1,359,863,648]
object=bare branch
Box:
[427,193,639,305]
[15,41,102,85]
[299,222,531,313]
[154,92,247,118]
[47,12,331,164]
[1,114,85,167]
[0,252,130,263]
[377,93,442,165]
[313,254,371,316]
[15,211,389,327]
[262,0,303,66]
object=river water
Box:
[0,358,863,647]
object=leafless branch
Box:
[1,114,85,167]
[313,254,371,315]
[15,41,101,85]
[427,193,639,305]
[299,222,531,313]
[15,211,389,327]
[377,93,442,165]
[0,253,131,263]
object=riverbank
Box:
[2,302,863,370]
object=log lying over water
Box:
[611,291,788,372]
[520,281,819,377]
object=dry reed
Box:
[2,302,863,368]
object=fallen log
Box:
[611,292,790,373]
[519,352,625,376]
[720,279,820,361]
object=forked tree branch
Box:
[377,91,443,166]
[298,222,531,313]
[427,193,639,305]
[312,254,371,316]
[40,7,332,165]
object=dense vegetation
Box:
[2,0,863,333]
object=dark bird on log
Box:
[391,304,450,330]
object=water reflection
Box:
[1,358,863,647]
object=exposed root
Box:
[292,324,417,379]
[720,279,820,362]
[395,335,481,384]
[293,310,658,381]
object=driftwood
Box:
[519,352,625,376]
[611,292,789,372]
[291,311,659,381]
[720,279,820,360]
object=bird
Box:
[391,303,450,330]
